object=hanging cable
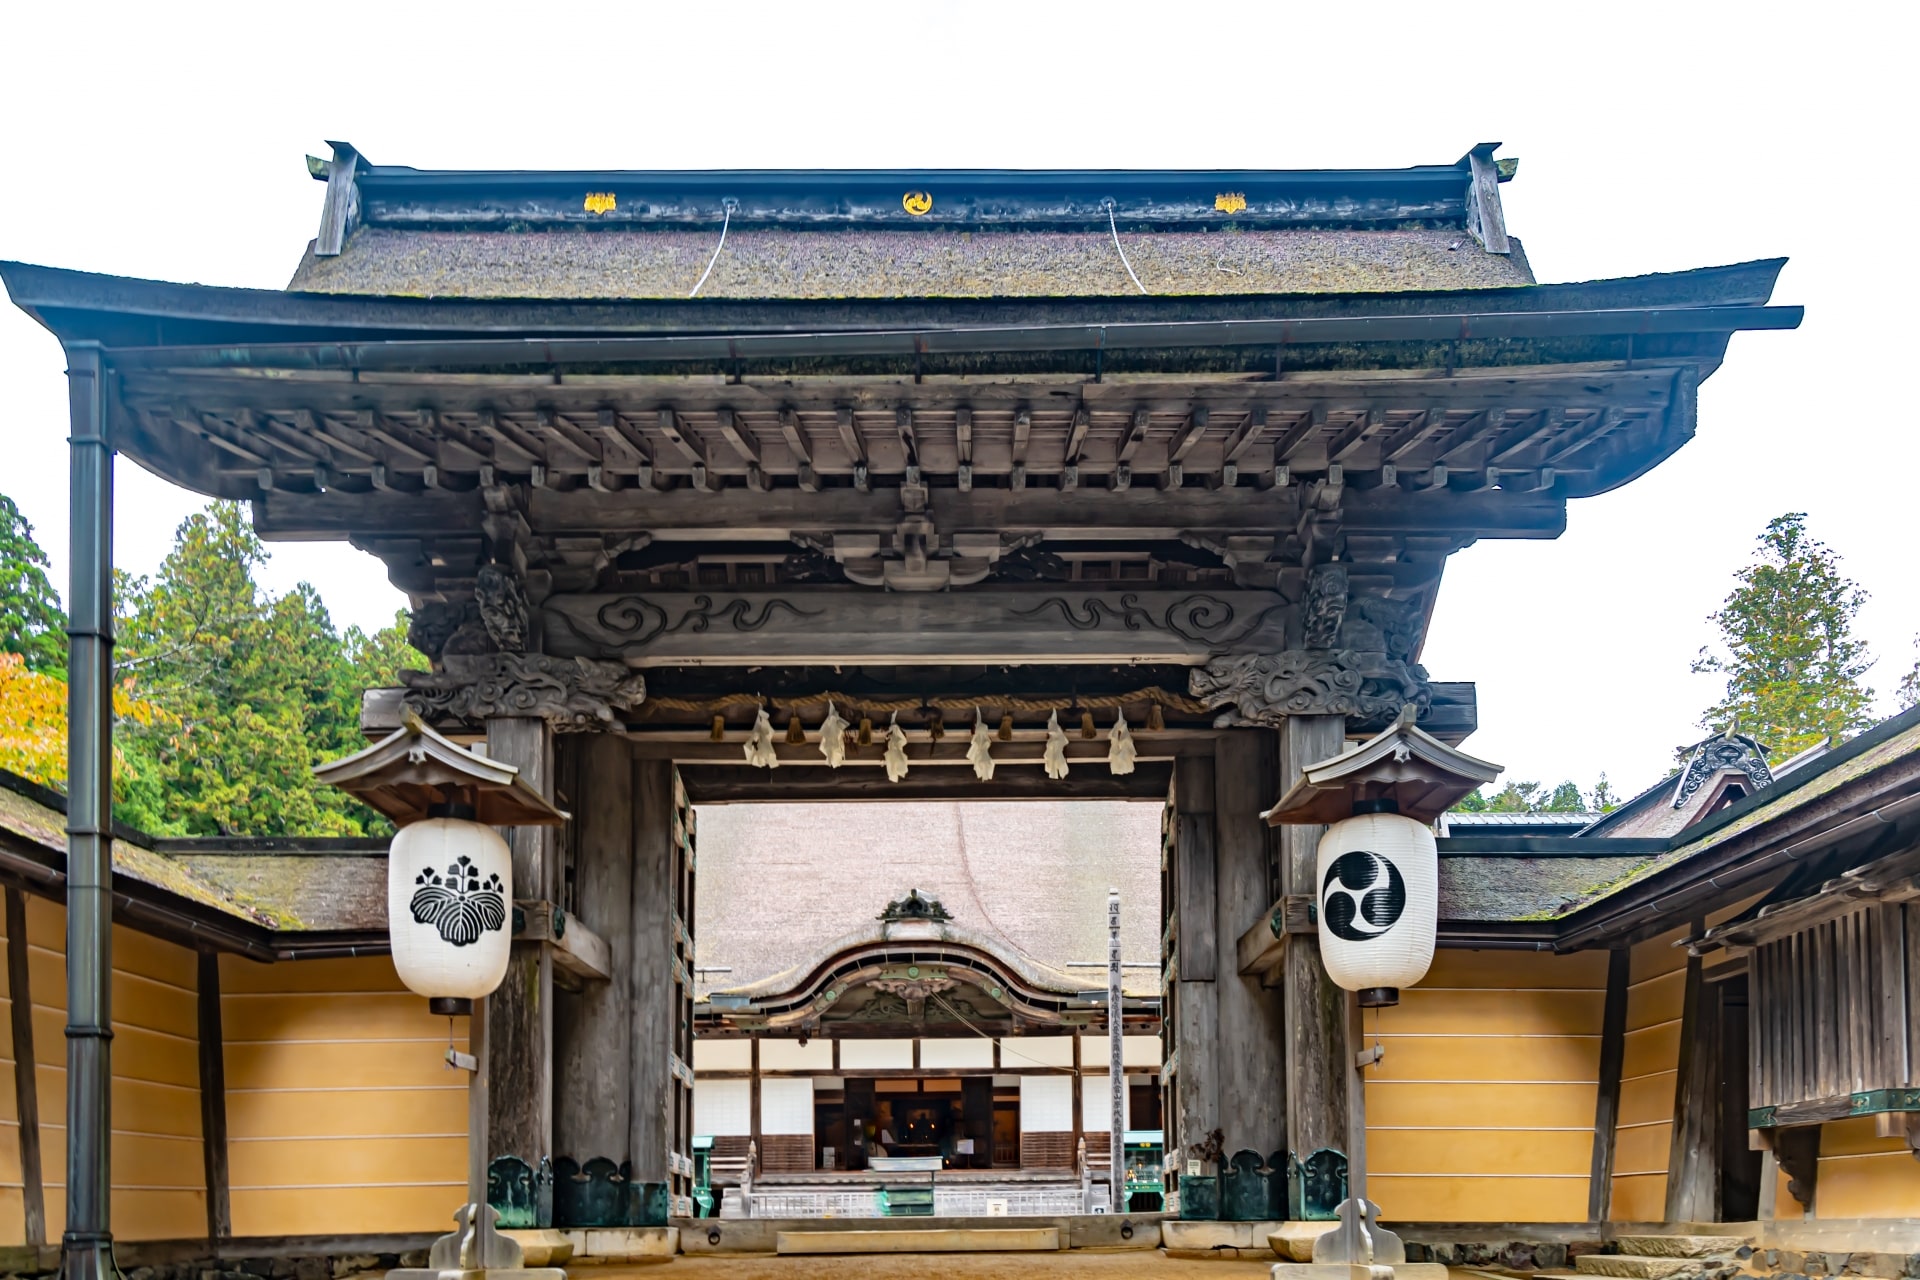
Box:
[1105,200,1149,295]
[688,198,736,298]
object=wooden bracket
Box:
[1236,893,1314,986]
[513,898,611,987]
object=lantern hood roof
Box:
[1264,706,1503,826]
[313,710,569,827]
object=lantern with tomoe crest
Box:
[315,711,568,1014]
[1264,705,1501,1007]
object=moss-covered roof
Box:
[0,776,280,926]
[288,225,1535,301]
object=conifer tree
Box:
[0,493,66,673]
[1692,512,1875,760]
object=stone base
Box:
[1269,1265,1392,1280]
[1164,1219,1287,1259]
[498,1231,574,1268]
[559,1228,679,1262]
[1577,1258,1703,1279]
[1270,1222,1341,1262]
[1615,1237,1751,1259]
[386,1268,568,1280]
[776,1227,1061,1254]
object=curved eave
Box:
[2,258,1790,348]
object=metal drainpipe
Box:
[63,342,119,1280]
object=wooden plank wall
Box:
[220,954,467,1236]
[1366,948,1608,1222]
[25,899,206,1241]
[0,903,24,1244]
[1609,925,1687,1221]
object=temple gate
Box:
[1,144,1799,1267]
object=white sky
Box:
[2,1,1913,801]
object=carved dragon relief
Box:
[1671,729,1775,808]
[1188,567,1433,728]
[400,653,648,731]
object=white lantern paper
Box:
[1314,812,1437,1003]
[388,817,513,1002]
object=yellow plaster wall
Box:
[1609,926,1686,1222]
[220,954,468,1237]
[0,904,24,1245]
[1809,1118,1920,1219]
[1366,948,1608,1222]
[26,897,206,1242]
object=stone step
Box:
[775,1226,1060,1254]
[1614,1236,1750,1259]
[1577,1256,1704,1279]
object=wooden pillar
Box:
[1665,942,1718,1223]
[1278,715,1351,1165]
[486,717,556,1183]
[627,758,677,1184]
[554,734,635,1165]
[963,1076,993,1170]
[1172,753,1220,1155]
[196,952,231,1243]
[1588,947,1630,1221]
[6,889,45,1247]
[1213,730,1286,1157]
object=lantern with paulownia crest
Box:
[314,711,568,1014]
[1264,706,1501,1007]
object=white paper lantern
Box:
[388,817,513,1008]
[1314,811,1437,1006]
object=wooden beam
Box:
[169,407,269,466]
[897,406,920,467]
[1542,408,1623,465]
[1436,408,1505,465]
[1466,147,1512,255]
[715,408,760,466]
[778,408,813,466]
[1118,408,1151,463]
[1236,894,1313,982]
[197,950,232,1242]
[836,407,866,467]
[1219,407,1267,465]
[1587,946,1630,1221]
[680,760,1172,803]
[955,406,974,465]
[1326,408,1385,464]
[543,587,1291,666]
[535,409,602,468]
[314,145,358,257]
[475,409,545,468]
[360,410,438,465]
[656,408,705,465]
[1381,407,1450,465]
[515,898,613,987]
[1487,409,1565,466]
[1270,405,1326,463]
[6,889,44,1247]
[1063,405,1089,466]
[1167,407,1209,464]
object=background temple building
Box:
[1,139,1915,1274]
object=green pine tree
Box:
[1692,513,1875,761]
[0,492,67,674]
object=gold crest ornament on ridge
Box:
[1214,192,1248,214]
[584,192,617,215]
[902,191,934,216]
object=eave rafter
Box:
[114,359,1692,519]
